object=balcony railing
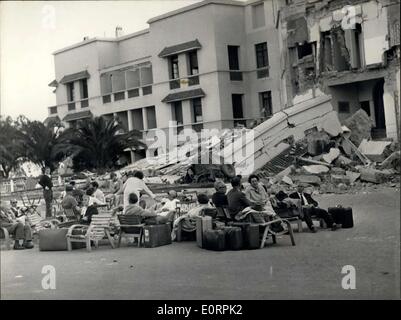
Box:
[256,67,269,79]
[188,75,200,86]
[68,102,76,111]
[81,99,89,108]
[169,79,180,90]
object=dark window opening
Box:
[169,55,179,79]
[360,101,371,116]
[128,88,139,98]
[102,95,111,104]
[114,91,125,101]
[297,42,313,59]
[172,101,183,125]
[338,101,350,113]
[187,51,199,75]
[260,91,272,119]
[67,82,75,102]
[228,45,240,70]
[50,106,57,114]
[80,79,88,99]
[255,42,269,78]
[192,98,203,123]
[146,106,157,129]
[142,86,152,95]
[232,94,244,119]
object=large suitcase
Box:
[143,224,172,248]
[328,207,354,228]
[196,216,213,248]
[39,228,68,251]
[203,229,226,251]
[229,222,260,249]
[223,226,243,250]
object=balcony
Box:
[256,67,269,79]
[169,79,180,90]
[81,99,89,108]
[188,75,200,86]
[68,102,76,111]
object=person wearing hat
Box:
[289,184,338,232]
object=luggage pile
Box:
[195,209,260,251]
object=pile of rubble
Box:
[258,110,400,195]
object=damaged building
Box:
[277,0,400,141]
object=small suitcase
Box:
[196,216,213,248]
[143,224,172,248]
[328,207,354,228]
[203,229,226,251]
[229,222,260,249]
[223,226,243,250]
[39,228,68,251]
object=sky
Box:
[0,0,206,122]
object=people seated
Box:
[211,181,228,208]
[79,193,99,225]
[61,185,81,219]
[122,171,156,210]
[270,190,302,218]
[8,199,21,218]
[289,184,338,232]
[105,172,123,207]
[156,190,180,220]
[91,181,105,203]
[171,193,213,241]
[0,201,34,250]
[124,193,168,225]
[244,174,276,216]
[86,187,106,206]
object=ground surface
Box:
[1,190,400,300]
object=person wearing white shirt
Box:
[157,190,180,218]
[122,171,156,209]
[91,181,105,203]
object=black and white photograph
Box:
[0,0,400,304]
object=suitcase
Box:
[223,226,243,250]
[229,222,260,249]
[39,228,68,251]
[143,224,172,248]
[328,207,354,228]
[196,216,213,248]
[203,229,226,251]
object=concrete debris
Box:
[358,139,393,162]
[302,165,330,174]
[294,175,322,186]
[346,171,361,184]
[321,111,343,137]
[331,167,346,175]
[306,131,330,156]
[297,157,332,167]
[322,148,340,164]
[331,175,351,185]
[343,109,373,147]
[359,167,392,184]
[380,151,400,172]
[281,175,294,186]
[334,155,353,166]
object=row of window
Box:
[228,42,269,80]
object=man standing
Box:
[122,171,156,210]
[39,167,53,218]
[289,184,338,232]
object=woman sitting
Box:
[124,193,168,225]
[171,193,212,241]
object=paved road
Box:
[1,190,400,300]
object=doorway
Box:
[372,79,386,139]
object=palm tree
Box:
[55,116,146,173]
[16,115,63,171]
[0,116,25,178]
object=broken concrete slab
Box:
[358,139,392,162]
[335,155,353,166]
[281,175,294,186]
[343,109,373,147]
[302,165,330,174]
[380,151,400,172]
[275,165,295,179]
[321,111,343,137]
[331,175,351,185]
[359,167,392,184]
[346,171,361,184]
[322,148,340,164]
[297,156,332,167]
[294,175,322,185]
[331,167,346,175]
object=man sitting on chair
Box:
[61,185,81,219]
[125,193,168,225]
[156,190,179,220]
[0,201,34,250]
[289,184,338,232]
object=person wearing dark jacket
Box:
[227,176,253,219]
[211,181,228,208]
[289,184,338,232]
[38,167,53,218]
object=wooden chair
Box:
[117,215,145,247]
[259,218,296,249]
[66,212,115,252]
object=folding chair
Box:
[66,212,115,252]
[20,194,41,216]
[259,218,295,249]
[117,215,145,247]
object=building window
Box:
[132,109,144,131]
[102,95,111,104]
[80,79,88,99]
[255,42,269,78]
[232,94,244,119]
[338,101,350,113]
[169,55,180,89]
[114,91,125,101]
[360,101,371,116]
[128,88,139,98]
[142,86,152,95]
[192,98,203,123]
[259,91,272,119]
[187,51,199,86]
[66,82,75,102]
[146,106,157,129]
[252,3,265,29]
[172,101,184,125]
[49,106,57,114]
[228,45,243,81]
